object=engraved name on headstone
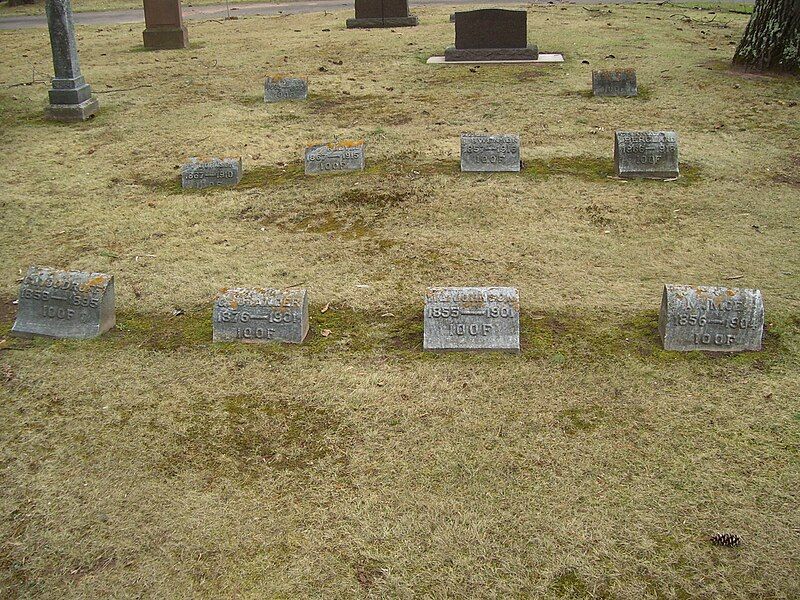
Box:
[181,157,243,189]
[424,287,520,352]
[264,76,308,103]
[305,141,366,175]
[658,284,764,352]
[461,134,520,172]
[213,288,309,344]
[446,9,538,62]
[11,266,115,339]
[592,69,637,97]
[614,131,679,179]
[346,0,418,28]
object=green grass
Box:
[0,4,799,598]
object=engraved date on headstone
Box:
[592,69,637,97]
[264,76,308,103]
[424,287,520,352]
[614,131,678,179]
[658,284,764,352]
[213,288,309,344]
[460,134,520,172]
[11,266,115,339]
[305,141,365,175]
[181,157,243,189]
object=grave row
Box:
[11,267,766,354]
[181,131,680,188]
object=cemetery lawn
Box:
[1,3,799,598]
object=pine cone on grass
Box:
[710,532,742,547]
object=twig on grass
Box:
[94,84,153,94]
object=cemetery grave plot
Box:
[0,3,798,599]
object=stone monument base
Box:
[45,97,99,122]
[143,26,189,49]
[445,45,539,62]
[346,15,419,28]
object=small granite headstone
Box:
[614,131,679,179]
[213,288,309,343]
[461,134,520,172]
[346,0,418,28]
[305,141,365,175]
[181,157,242,189]
[446,10,538,62]
[264,76,308,103]
[11,266,115,339]
[424,287,520,352]
[658,284,764,352]
[592,69,637,97]
[142,0,188,50]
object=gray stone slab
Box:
[658,284,764,352]
[592,68,637,97]
[424,287,520,352]
[305,141,365,175]
[614,131,678,179]
[213,288,309,343]
[461,134,520,172]
[11,266,115,339]
[181,157,242,189]
[264,76,308,103]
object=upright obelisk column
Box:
[44,0,99,122]
[142,0,189,50]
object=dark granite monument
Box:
[44,0,99,122]
[11,267,115,339]
[446,9,538,62]
[143,0,189,50]
[346,0,418,28]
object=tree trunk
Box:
[732,0,800,74]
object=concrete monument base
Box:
[143,26,188,50]
[445,45,539,62]
[45,97,99,122]
[427,53,564,65]
[346,15,418,28]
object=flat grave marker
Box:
[461,134,520,172]
[658,284,764,352]
[213,288,309,344]
[11,266,115,339]
[614,131,679,179]
[592,69,637,97]
[424,287,520,352]
[264,76,308,103]
[305,141,365,175]
[181,157,242,189]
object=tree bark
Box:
[732,0,800,74]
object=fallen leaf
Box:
[321,329,332,338]
[321,303,330,313]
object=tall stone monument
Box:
[44,0,99,122]
[143,0,189,50]
[346,0,418,28]
[446,10,538,62]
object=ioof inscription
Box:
[181,157,243,189]
[460,134,520,172]
[213,288,309,344]
[305,141,365,175]
[424,287,520,352]
[592,69,637,97]
[264,76,308,103]
[614,131,679,179]
[11,266,115,339]
[658,284,764,352]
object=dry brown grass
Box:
[0,4,799,598]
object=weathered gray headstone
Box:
[461,134,520,172]
[346,0,418,28]
[658,284,764,352]
[424,287,520,352]
[11,266,115,339]
[614,131,679,179]
[305,141,365,175]
[181,157,242,189]
[44,0,100,122]
[592,68,637,97]
[264,76,308,103]
[213,288,309,343]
